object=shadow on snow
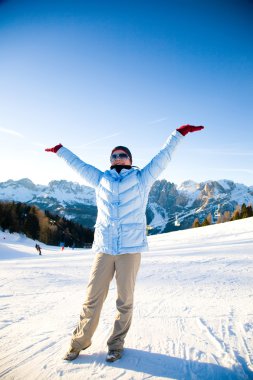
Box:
[74,348,253,379]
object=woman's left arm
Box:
[139,125,204,188]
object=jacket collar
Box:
[109,167,135,178]
[110,164,132,173]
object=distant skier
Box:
[45,124,204,362]
[35,244,42,255]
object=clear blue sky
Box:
[1,0,253,186]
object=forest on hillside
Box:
[0,201,94,247]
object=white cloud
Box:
[0,127,24,138]
[74,132,121,149]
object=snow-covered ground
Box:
[0,218,253,380]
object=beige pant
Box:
[71,252,141,351]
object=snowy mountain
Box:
[147,179,253,233]
[0,178,97,228]
[0,218,253,379]
[0,178,252,233]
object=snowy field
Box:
[0,218,253,380]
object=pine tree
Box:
[246,204,253,217]
[241,203,248,219]
[223,211,231,223]
[231,206,241,221]
[201,217,210,227]
[207,213,213,225]
[192,218,200,228]
[24,207,40,240]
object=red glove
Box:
[176,125,204,136]
[45,144,63,153]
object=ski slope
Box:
[0,218,253,380]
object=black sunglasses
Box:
[110,153,129,161]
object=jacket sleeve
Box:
[139,130,184,189]
[57,147,103,189]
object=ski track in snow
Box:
[0,218,253,379]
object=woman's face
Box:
[110,149,132,166]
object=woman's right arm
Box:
[45,144,103,188]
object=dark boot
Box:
[106,349,123,362]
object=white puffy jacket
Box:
[57,130,183,254]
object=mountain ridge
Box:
[0,178,252,233]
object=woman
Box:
[45,124,204,362]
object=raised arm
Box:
[139,125,204,188]
[45,144,103,188]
